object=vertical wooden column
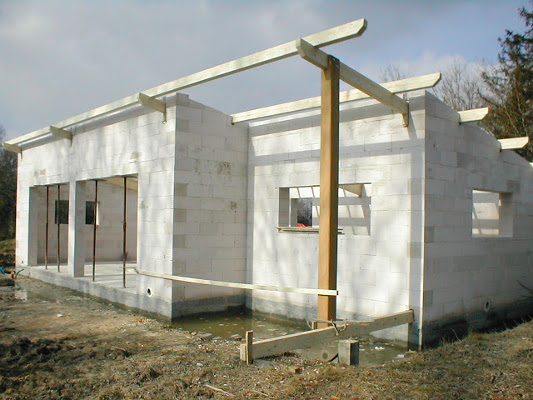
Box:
[317,55,340,326]
[45,186,49,269]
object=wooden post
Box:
[45,186,49,269]
[317,55,340,327]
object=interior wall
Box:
[423,92,533,344]
[171,94,249,315]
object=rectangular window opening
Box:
[278,184,371,235]
[472,189,513,237]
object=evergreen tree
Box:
[482,2,533,160]
[0,125,17,240]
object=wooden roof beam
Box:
[232,73,441,123]
[2,142,22,154]
[499,136,529,150]
[458,107,489,124]
[50,125,72,141]
[296,38,409,126]
[7,19,367,147]
[138,93,167,122]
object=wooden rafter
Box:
[2,142,22,154]
[499,136,529,150]
[138,93,166,121]
[296,38,409,126]
[458,107,489,124]
[232,73,441,123]
[6,19,367,148]
[50,125,72,141]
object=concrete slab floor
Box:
[22,262,138,293]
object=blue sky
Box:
[0,0,529,140]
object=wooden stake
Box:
[317,55,340,327]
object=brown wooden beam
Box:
[317,55,340,326]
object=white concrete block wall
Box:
[172,94,248,315]
[247,96,427,343]
[16,98,178,317]
[423,92,533,343]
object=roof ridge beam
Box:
[458,107,489,124]
[296,38,409,126]
[50,125,73,141]
[8,19,367,147]
[231,73,441,123]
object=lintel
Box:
[232,73,441,123]
[499,136,529,150]
[458,107,489,124]
[50,125,73,141]
[296,38,409,126]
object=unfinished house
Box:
[5,19,533,353]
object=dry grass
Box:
[1,277,532,399]
[0,239,14,270]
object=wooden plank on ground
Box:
[458,107,489,123]
[499,136,529,150]
[7,19,366,147]
[135,268,338,296]
[231,73,441,123]
[248,310,414,360]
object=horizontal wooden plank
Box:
[135,268,338,296]
[7,19,367,147]
[232,73,441,123]
[458,107,489,123]
[499,136,529,150]
[250,310,414,360]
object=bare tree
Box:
[379,59,488,111]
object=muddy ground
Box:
[0,277,532,399]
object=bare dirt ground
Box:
[1,277,532,400]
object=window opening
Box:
[472,189,513,237]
